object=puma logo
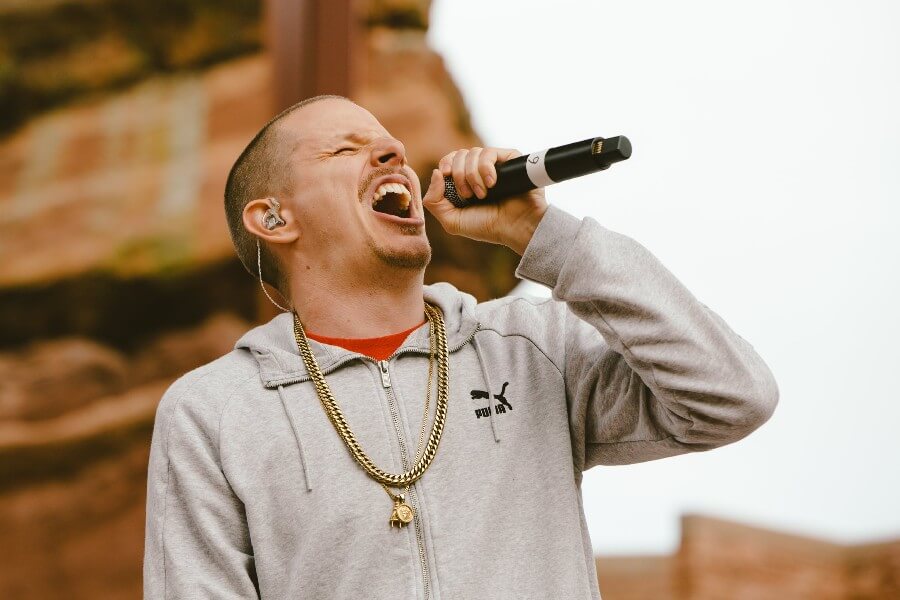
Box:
[471,382,513,419]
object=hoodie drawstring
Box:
[471,335,500,443]
[276,384,313,491]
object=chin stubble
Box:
[368,234,432,270]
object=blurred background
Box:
[0,0,897,598]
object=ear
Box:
[242,197,300,244]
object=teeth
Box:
[372,182,411,209]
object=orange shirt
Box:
[305,320,427,361]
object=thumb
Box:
[422,168,455,223]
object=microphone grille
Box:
[443,176,469,208]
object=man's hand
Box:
[422,147,548,255]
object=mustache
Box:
[358,166,412,201]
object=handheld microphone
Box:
[443,135,632,208]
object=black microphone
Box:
[442,135,632,208]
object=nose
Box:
[370,137,407,168]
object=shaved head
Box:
[224,94,350,293]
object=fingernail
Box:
[485,175,495,187]
[474,185,485,198]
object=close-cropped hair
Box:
[223,94,349,294]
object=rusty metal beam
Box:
[264,0,356,113]
[260,0,357,320]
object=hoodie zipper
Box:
[263,323,482,597]
[378,359,431,600]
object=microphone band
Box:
[524,149,555,188]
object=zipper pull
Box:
[378,360,392,388]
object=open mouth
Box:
[371,182,412,219]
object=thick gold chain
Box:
[414,311,436,463]
[291,302,449,487]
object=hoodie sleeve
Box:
[144,373,261,599]
[514,205,779,470]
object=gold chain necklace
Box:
[379,309,435,526]
[291,302,450,528]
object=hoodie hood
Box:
[234,282,481,388]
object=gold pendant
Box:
[389,494,415,529]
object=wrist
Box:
[505,205,549,255]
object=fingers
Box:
[465,148,486,198]
[478,148,499,190]
[438,150,472,198]
[437,151,457,176]
[450,150,471,199]
[438,147,519,199]
[495,148,521,162]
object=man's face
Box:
[278,98,431,274]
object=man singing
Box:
[143,95,778,599]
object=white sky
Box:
[429,0,900,555]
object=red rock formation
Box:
[0,2,519,597]
[677,514,900,600]
[0,338,129,422]
[593,515,900,600]
[595,555,677,599]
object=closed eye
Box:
[334,147,357,155]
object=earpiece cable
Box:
[256,237,293,313]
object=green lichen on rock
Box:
[103,233,196,278]
[0,0,262,137]
[365,0,431,30]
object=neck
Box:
[288,264,426,339]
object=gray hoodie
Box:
[143,205,779,599]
